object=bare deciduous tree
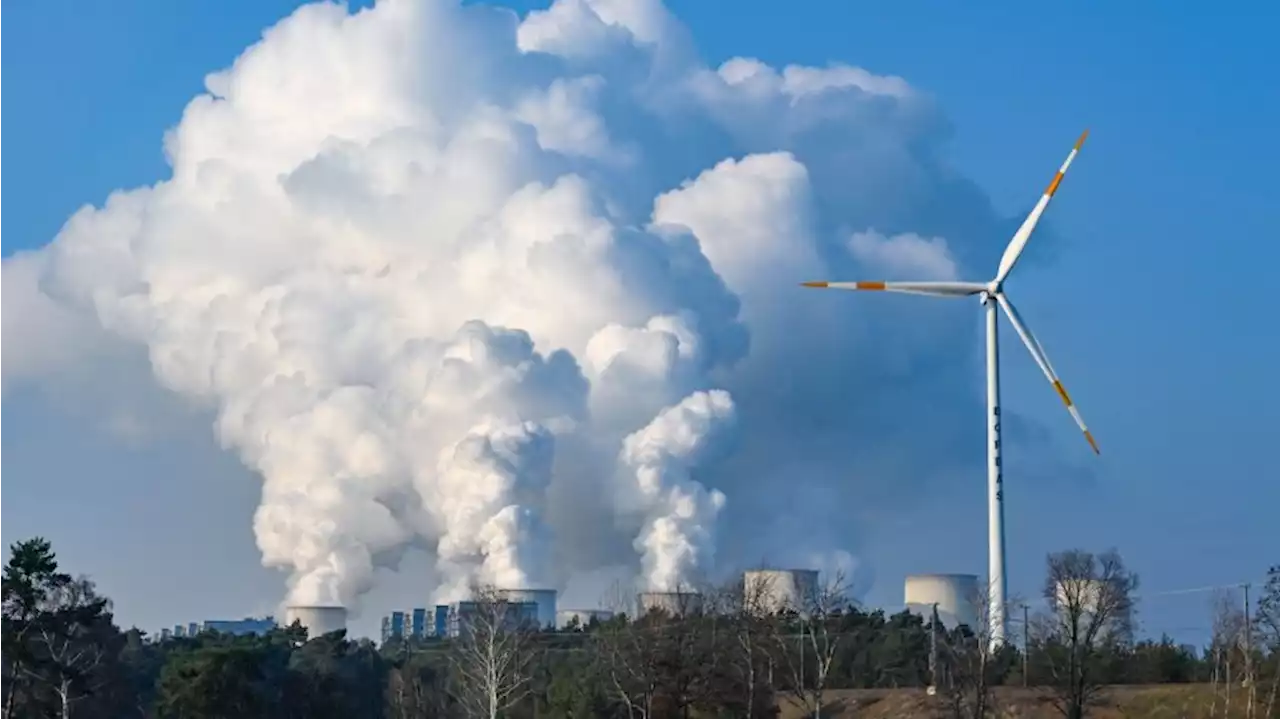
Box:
[771,570,851,719]
[596,578,758,718]
[710,572,779,718]
[598,616,668,717]
[1208,589,1249,719]
[1031,549,1138,719]
[937,579,1009,719]
[448,584,537,719]
[595,582,660,718]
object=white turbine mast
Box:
[802,130,1097,651]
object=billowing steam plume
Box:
[619,389,736,591]
[3,0,1033,608]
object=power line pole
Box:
[1022,603,1030,688]
[929,603,939,695]
[1244,582,1255,718]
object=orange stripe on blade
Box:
[1052,380,1074,407]
[1045,171,1065,197]
[1084,430,1100,455]
[801,281,830,288]
[855,281,886,290]
[1074,129,1090,151]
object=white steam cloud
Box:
[3,0,1036,608]
[618,389,736,592]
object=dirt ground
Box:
[774,684,1275,718]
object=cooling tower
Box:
[493,589,557,630]
[638,591,703,617]
[743,569,820,615]
[904,574,980,630]
[284,605,348,639]
[556,608,614,629]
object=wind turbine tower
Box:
[802,131,1098,650]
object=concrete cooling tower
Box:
[493,589,557,630]
[904,574,980,630]
[638,591,704,617]
[556,609,614,629]
[284,605,348,639]
[743,569,820,615]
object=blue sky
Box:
[4,0,1278,641]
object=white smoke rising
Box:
[3,0,1047,609]
[618,389,736,590]
[431,418,558,601]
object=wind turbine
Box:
[801,130,1097,650]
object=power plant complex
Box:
[492,588,558,630]
[160,569,995,643]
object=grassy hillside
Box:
[775,684,1278,718]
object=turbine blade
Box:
[996,293,1100,454]
[801,281,986,297]
[994,130,1089,285]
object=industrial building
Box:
[382,595,554,642]
[493,588,558,630]
[378,588,557,642]
[200,617,277,636]
[381,608,426,643]
[904,574,981,630]
[743,569,820,615]
[153,617,276,641]
[448,600,539,637]
[381,607,445,643]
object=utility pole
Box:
[1022,603,1030,688]
[1244,582,1255,718]
[928,603,940,695]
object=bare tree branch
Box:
[769,570,851,719]
[1031,549,1138,719]
[936,578,1012,719]
[448,584,538,719]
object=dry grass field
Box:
[774,684,1277,718]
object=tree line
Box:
[3,537,1278,718]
